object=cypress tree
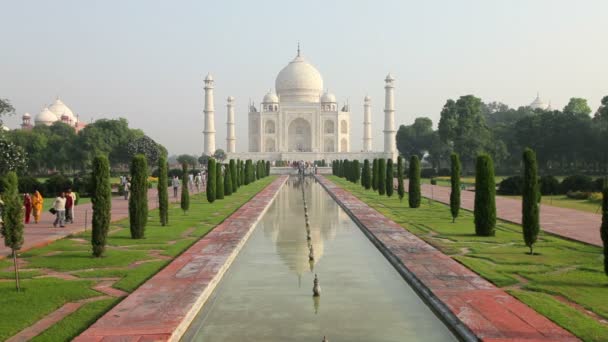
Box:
[378,159,386,195]
[241,160,246,185]
[236,159,242,187]
[230,159,237,193]
[158,155,169,226]
[244,160,251,185]
[206,158,216,203]
[224,163,233,196]
[450,153,461,223]
[474,154,496,236]
[129,154,148,239]
[353,160,360,184]
[338,160,343,178]
[1,172,24,291]
[397,156,405,202]
[91,156,111,257]
[408,155,421,208]
[372,159,378,191]
[522,148,540,254]
[266,161,271,177]
[362,159,371,189]
[217,163,225,199]
[181,163,190,213]
[386,159,394,197]
[601,185,608,277]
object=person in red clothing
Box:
[23,193,32,224]
[65,188,75,224]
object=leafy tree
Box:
[213,149,226,162]
[229,159,237,193]
[408,156,421,208]
[206,158,216,203]
[158,155,169,226]
[378,159,386,195]
[386,159,394,197]
[474,154,496,236]
[522,148,540,254]
[91,156,111,257]
[396,117,434,159]
[216,163,225,199]
[397,156,404,202]
[224,162,233,196]
[362,159,371,189]
[0,172,24,291]
[177,154,198,169]
[129,155,148,239]
[372,159,378,191]
[181,163,190,213]
[601,185,608,277]
[198,154,210,166]
[78,118,143,168]
[0,137,27,176]
[0,98,15,126]
[127,135,162,166]
[563,97,592,117]
[450,153,461,222]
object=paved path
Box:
[322,176,577,341]
[0,184,204,258]
[400,180,602,247]
[75,176,288,341]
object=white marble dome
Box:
[49,98,76,122]
[35,107,59,126]
[263,91,279,103]
[321,91,336,103]
[529,93,549,110]
[22,112,31,119]
[275,53,323,102]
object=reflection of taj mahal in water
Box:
[201,46,397,161]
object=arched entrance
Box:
[288,118,312,152]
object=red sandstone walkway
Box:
[322,176,578,341]
[400,180,602,246]
[0,185,204,259]
[74,176,288,342]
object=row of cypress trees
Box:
[206,158,269,203]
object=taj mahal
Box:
[201,47,397,162]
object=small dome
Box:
[529,93,549,110]
[49,98,76,121]
[227,96,235,102]
[263,91,279,103]
[205,73,213,82]
[22,112,31,118]
[385,73,395,82]
[275,53,323,102]
[35,107,59,125]
[364,95,371,102]
[321,91,336,103]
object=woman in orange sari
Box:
[32,190,44,223]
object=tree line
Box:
[397,95,608,175]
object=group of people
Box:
[171,171,206,198]
[20,189,76,228]
[120,175,131,200]
[22,190,44,224]
[293,161,318,176]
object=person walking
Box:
[32,190,43,223]
[65,188,76,224]
[53,192,67,228]
[123,178,131,200]
[172,175,180,198]
[23,193,32,224]
[194,172,202,193]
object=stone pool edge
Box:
[315,175,578,342]
[74,175,288,342]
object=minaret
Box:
[226,96,236,153]
[203,73,216,155]
[363,96,372,152]
[383,73,396,158]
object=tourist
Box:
[194,172,202,192]
[188,173,194,191]
[32,190,43,223]
[172,176,180,198]
[53,192,67,228]
[123,178,131,200]
[23,193,32,224]
[65,188,76,224]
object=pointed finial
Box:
[297,42,301,57]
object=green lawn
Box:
[0,176,276,341]
[328,176,608,342]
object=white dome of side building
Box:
[529,93,550,110]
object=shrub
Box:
[430,178,437,185]
[593,178,605,192]
[168,168,184,179]
[522,148,540,254]
[129,154,148,239]
[539,175,560,195]
[158,155,169,226]
[474,154,496,236]
[44,173,72,197]
[386,159,394,197]
[378,159,386,195]
[91,156,111,257]
[397,156,404,202]
[498,176,524,195]
[181,163,190,213]
[420,168,437,179]
[408,156,421,208]
[206,158,216,203]
[566,191,591,200]
[450,153,461,222]
[72,174,93,197]
[561,175,593,193]
[18,175,43,195]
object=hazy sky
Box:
[2,0,607,155]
